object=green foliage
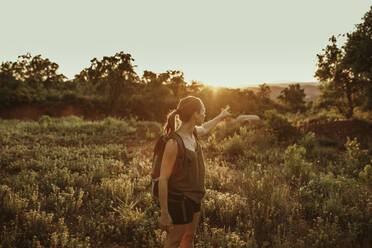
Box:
[75,52,141,115]
[212,119,242,141]
[0,117,164,247]
[0,51,283,121]
[1,116,372,247]
[343,137,370,177]
[0,185,29,220]
[297,132,318,152]
[223,132,247,157]
[315,6,372,117]
[204,189,248,228]
[298,174,371,246]
[1,9,372,246]
[283,144,314,187]
[0,53,66,85]
[297,132,342,173]
[264,109,298,141]
[197,218,257,248]
[359,163,372,189]
[257,83,271,101]
[220,125,278,162]
[294,218,344,248]
[277,83,306,112]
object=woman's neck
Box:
[177,121,194,137]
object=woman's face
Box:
[195,102,206,125]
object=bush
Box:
[298,174,372,246]
[1,116,371,247]
[297,132,343,173]
[343,137,370,177]
[283,144,314,187]
[297,132,318,153]
[197,218,257,248]
[223,133,247,157]
[294,217,345,248]
[212,119,243,141]
[359,163,372,190]
[264,109,298,142]
[203,189,248,228]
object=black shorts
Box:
[168,194,201,224]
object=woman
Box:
[158,96,231,248]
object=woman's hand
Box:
[159,211,174,232]
[219,105,232,120]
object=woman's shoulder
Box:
[164,138,178,155]
[169,132,187,152]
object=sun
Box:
[204,85,221,96]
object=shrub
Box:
[0,185,29,220]
[221,126,273,159]
[1,116,371,247]
[223,133,247,157]
[39,114,53,129]
[359,163,372,189]
[294,217,345,248]
[298,174,372,245]
[197,219,256,248]
[297,132,343,173]
[297,132,318,153]
[283,144,314,187]
[264,109,298,142]
[203,189,248,228]
[212,119,242,141]
[343,137,370,177]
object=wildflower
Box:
[316,216,323,223]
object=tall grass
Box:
[0,116,371,247]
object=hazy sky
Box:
[1,1,371,88]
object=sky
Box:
[1,1,371,88]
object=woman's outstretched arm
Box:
[196,106,231,136]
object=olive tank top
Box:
[167,132,206,204]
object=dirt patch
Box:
[1,104,43,120]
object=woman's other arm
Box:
[158,139,178,230]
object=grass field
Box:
[0,115,371,247]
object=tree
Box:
[278,83,306,112]
[187,80,204,96]
[75,51,137,85]
[134,70,177,121]
[257,83,271,100]
[74,52,139,112]
[164,70,187,98]
[0,53,66,87]
[141,70,170,87]
[0,54,67,106]
[315,6,372,117]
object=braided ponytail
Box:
[164,109,179,135]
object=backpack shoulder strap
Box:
[193,128,198,141]
[169,132,186,171]
[170,132,185,157]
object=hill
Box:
[242,82,321,102]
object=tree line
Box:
[0,50,308,121]
[0,6,371,121]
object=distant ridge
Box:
[241,82,321,102]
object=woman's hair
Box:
[164,96,203,134]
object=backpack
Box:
[151,130,197,199]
